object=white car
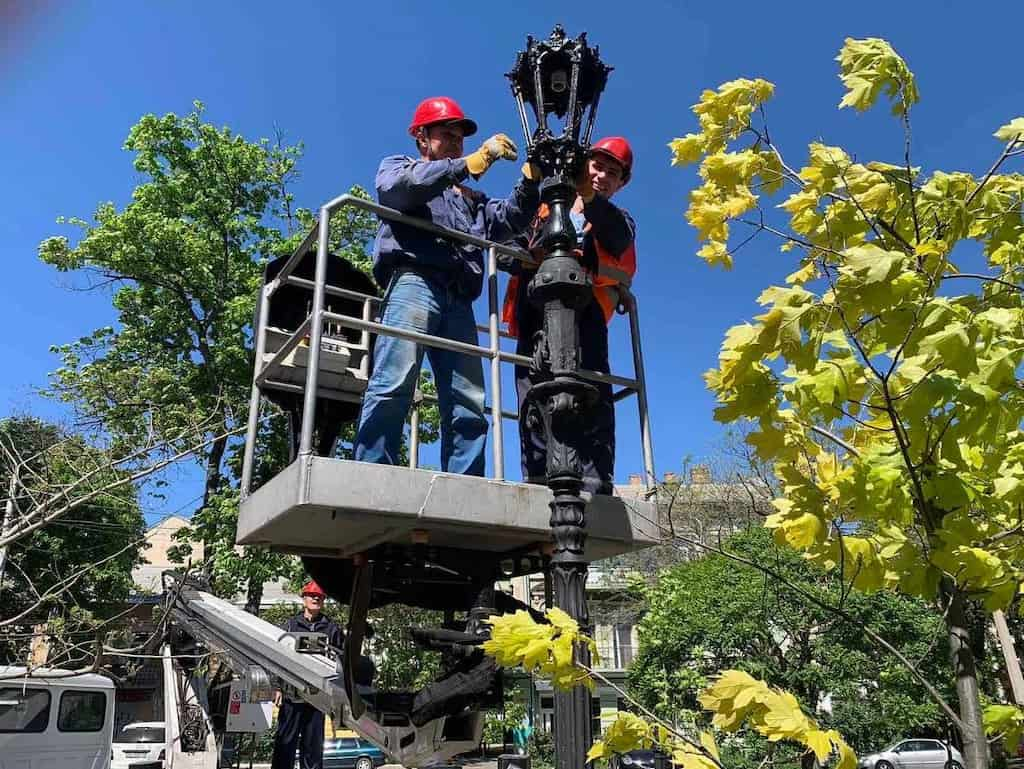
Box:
[111,721,166,769]
[859,738,965,769]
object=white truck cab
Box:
[0,666,116,769]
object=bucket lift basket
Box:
[237,193,660,577]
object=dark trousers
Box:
[515,298,615,495]
[271,700,324,769]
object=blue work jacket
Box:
[372,155,539,299]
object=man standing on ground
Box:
[271,581,344,769]
[353,96,540,475]
[502,137,637,494]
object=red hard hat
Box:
[301,580,326,598]
[408,96,478,138]
[591,137,633,183]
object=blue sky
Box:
[2,1,1021,521]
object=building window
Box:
[0,687,51,732]
[58,690,106,732]
[614,624,634,668]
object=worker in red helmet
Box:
[501,137,637,495]
[354,96,540,475]
[270,580,344,769]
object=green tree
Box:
[629,527,950,761]
[260,601,442,691]
[39,104,439,611]
[38,103,301,599]
[669,37,1024,768]
[0,416,144,667]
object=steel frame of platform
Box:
[240,194,654,493]
[236,193,659,560]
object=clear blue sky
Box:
[2,1,1021,520]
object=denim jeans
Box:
[354,270,487,475]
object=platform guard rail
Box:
[239,194,655,498]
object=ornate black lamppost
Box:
[507,25,611,769]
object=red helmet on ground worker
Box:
[301,580,326,598]
[408,96,478,137]
[590,136,633,184]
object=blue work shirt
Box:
[372,155,540,300]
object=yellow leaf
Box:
[546,607,578,632]
[698,241,732,269]
[832,734,858,769]
[805,729,833,761]
[670,134,706,166]
[586,740,609,763]
[786,261,818,285]
[984,703,1024,750]
[994,118,1024,143]
[835,37,918,115]
[699,731,720,761]
[600,712,652,755]
[673,748,718,769]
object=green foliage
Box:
[527,728,555,769]
[40,104,443,604]
[0,416,144,664]
[482,681,528,748]
[259,601,442,691]
[629,527,949,753]
[39,102,297,457]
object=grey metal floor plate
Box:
[237,457,661,561]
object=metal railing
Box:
[240,193,656,498]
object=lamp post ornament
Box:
[507,25,612,769]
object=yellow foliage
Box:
[692,78,775,153]
[586,712,652,763]
[835,37,919,115]
[483,608,597,691]
[671,35,1024,615]
[669,134,706,166]
[984,704,1024,751]
[699,670,855,766]
[994,118,1024,144]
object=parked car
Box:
[611,750,662,769]
[111,721,167,769]
[858,738,964,769]
[308,737,386,769]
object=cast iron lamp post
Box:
[507,25,612,769]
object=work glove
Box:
[576,167,595,203]
[464,134,518,178]
[521,162,543,183]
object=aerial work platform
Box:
[221,190,660,763]
[236,193,658,595]
[237,457,659,560]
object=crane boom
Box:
[162,572,485,768]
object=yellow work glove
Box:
[464,133,518,178]
[521,162,543,182]
[576,168,595,203]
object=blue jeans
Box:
[354,270,487,475]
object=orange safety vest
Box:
[502,204,637,337]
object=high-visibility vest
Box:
[502,204,637,337]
